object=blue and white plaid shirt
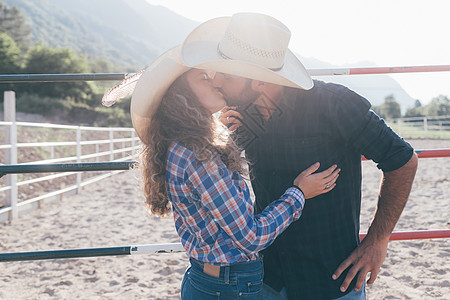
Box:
[165,141,305,266]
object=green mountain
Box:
[2,0,199,70]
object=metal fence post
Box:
[76,126,82,193]
[4,91,18,220]
[131,131,136,159]
[424,117,428,138]
[95,144,100,162]
[109,129,114,161]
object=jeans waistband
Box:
[189,257,263,280]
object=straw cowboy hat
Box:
[181,12,313,90]
[130,45,189,143]
[105,13,313,144]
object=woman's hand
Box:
[293,163,340,199]
[219,106,243,131]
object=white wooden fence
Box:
[387,115,450,138]
[1,91,141,222]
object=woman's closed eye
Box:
[201,72,211,80]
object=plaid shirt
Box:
[235,80,414,299]
[166,141,305,266]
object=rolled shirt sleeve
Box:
[330,84,414,172]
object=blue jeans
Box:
[260,282,366,300]
[260,284,288,300]
[181,257,264,299]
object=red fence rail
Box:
[362,148,450,161]
[360,230,450,242]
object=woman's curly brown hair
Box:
[139,70,248,217]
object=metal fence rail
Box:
[2,148,449,175]
[1,230,449,262]
[1,65,450,83]
[0,162,137,177]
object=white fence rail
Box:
[387,115,450,138]
[1,91,141,222]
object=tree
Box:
[404,99,424,117]
[383,94,401,118]
[414,99,422,108]
[425,95,450,116]
[22,43,94,101]
[0,2,32,51]
[0,32,21,73]
[373,94,401,119]
[404,107,423,118]
[88,56,114,73]
[0,32,22,99]
[87,56,116,99]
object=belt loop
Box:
[224,265,230,284]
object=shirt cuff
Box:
[285,187,306,209]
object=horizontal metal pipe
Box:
[360,229,450,241]
[1,65,450,83]
[0,243,184,262]
[130,243,186,255]
[1,149,448,177]
[414,149,450,158]
[309,65,450,76]
[1,230,448,262]
[0,247,130,262]
[0,161,137,178]
[0,73,128,83]
[362,148,450,161]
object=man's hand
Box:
[219,106,243,131]
[333,152,418,292]
[332,234,389,292]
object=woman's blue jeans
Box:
[181,257,264,299]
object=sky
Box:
[146,0,450,105]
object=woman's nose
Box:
[212,72,224,87]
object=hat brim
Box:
[131,45,189,143]
[181,17,313,90]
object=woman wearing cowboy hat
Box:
[129,45,340,299]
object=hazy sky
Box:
[146,0,450,104]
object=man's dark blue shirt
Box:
[235,80,414,299]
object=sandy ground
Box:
[0,139,448,299]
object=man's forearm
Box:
[332,152,419,292]
[367,153,419,240]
